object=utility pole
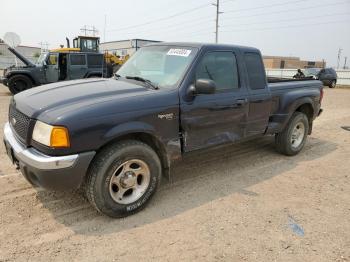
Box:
[212,0,223,43]
[80,25,99,37]
[38,41,49,53]
[344,56,348,69]
[104,15,107,43]
[337,48,343,69]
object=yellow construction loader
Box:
[51,35,129,73]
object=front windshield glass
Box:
[117,45,198,88]
[36,53,47,65]
[304,68,320,76]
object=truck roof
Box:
[148,42,260,52]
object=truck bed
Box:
[268,78,322,91]
[267,76,314,83]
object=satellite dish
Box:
[3,32,21,48]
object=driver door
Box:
[45,53,59,83]
[180,51,249,152]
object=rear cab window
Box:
[244,52,266,90]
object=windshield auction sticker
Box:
[167,49,192,57]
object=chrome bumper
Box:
[3,122,78,169]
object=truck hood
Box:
[8,47,35,67]
[14,78,175,123]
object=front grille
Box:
[9,105,31,143]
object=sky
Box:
[1,0,349,67]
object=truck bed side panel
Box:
[266,80,322,134]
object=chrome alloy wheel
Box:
[290,121,305,149]
[109,159,151,205]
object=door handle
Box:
[235,99,248,106]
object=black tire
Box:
[84,140,161,218]
[329,80,336,88]
[275,112,309,156]
[8,75,33,95]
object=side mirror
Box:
[189,79,216,96]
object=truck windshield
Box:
[117,45,198,88]
[36,53,48,65]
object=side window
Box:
[195,51,239,91]
[70,54,86,65]
[47,53,58,65]
[87,54,103,67]
[244,52,266,90]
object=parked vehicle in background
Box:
[3,42,323,218]
[0,48,111,94]
[304,68,338,88]
[0,36,128,95]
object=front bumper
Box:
[3,122,95,190]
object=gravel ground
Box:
[0,84,349,261]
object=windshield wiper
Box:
[125,76,159,90]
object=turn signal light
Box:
[50,127,70,148]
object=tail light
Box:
[320,88,324,104]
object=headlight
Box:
[32,121,70,148]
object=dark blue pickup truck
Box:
[3,43,323,217]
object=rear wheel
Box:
[8,75,33,95]
[84,140,161,218]
[275,112,309,156]
[329,80,336,88]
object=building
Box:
[100,39,161,57]
[0,42,41,69]
[263,55,325,69]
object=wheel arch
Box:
[93,127,171,177]
[8,72,37,85]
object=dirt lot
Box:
[0,84,349,262]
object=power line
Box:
[220,12,350,28]
[221,1,350,20]
[107,2,212,32]
[107,16,213,36]
[110,11,349,40]
[219,19,350,33]
[224,0,312,13]
[114,18,350,43]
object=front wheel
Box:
[275,112,309,156]
[84,140,161,218]
[329,80,336,88]
[8,75,33,94]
